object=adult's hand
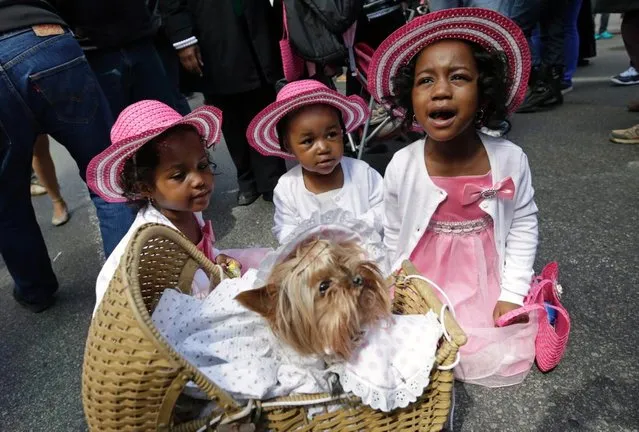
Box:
[178,44,204,77]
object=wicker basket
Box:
[82,224,467,431]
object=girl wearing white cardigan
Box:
[370,9,542,386]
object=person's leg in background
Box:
[621,11,639,72]
[32,134,70,226]
[154,31,191,116]
[205,86,286,205]
[562,0,584,93]
[24,31,134,257]
[597,13,613,38]
[129,39,183,112]
[611,11,639,85]
[0,29,58,312]
[85,48,130,119]
[242,85,286,200]
[609,10,639,144]
[517,0,568,112]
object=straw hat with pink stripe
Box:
[86,100,222,203]
[246,80,369,159]
[368,7,531,117]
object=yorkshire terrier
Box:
[236,238,392,361]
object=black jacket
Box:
[0,1,66,34]
[0,1,159,49]
[55,0,160,49]
[160,0,283,95]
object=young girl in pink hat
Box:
[369,8,569,386]
[246,79,384,244]
[87,100,243,313]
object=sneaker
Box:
[560,81,573,95]
[599,31,614,39]
[610,66,639,85]
[610,124,639,144]
[480,120,511,137]
[517,66,563,113]
[369,105,388,126]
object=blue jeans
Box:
[85,38,179,118]
[563,0,583,83]
[0,28,134,303]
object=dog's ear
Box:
[235,285,278,321]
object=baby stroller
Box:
[345,0,431,159]
[82,223,466,431]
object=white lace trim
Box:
[330,312,442,413]
[254,209,390,287]
[337,359,436,412]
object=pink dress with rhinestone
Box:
[410,172,537,387]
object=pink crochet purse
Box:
[496,262,571,372]
[279,4,304,82]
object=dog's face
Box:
[236,239,391,360]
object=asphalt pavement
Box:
[1,23,638,432]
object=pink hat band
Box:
[368,8,531,119]
[86,100,223,203]
[246,80,370,159]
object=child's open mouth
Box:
[428,109,457,127]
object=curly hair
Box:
[275,105,347,154]
[387,41,510,132]
[119,124,212,211]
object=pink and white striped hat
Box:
[246,80,369,159]
[368,7,531,117]
[86,100,222,203]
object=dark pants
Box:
[622,11,639,68]
[595,13,610,34]
[85,38,178,118]
[205,86,286,194]
[0,28,133,303]
[154,31,191,116]
[531,0,570,68]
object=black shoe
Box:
[517,65,563,113]
[237,191,260,206]
[13,289,56,313]
[262,191,274,202]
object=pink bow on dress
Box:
[461,176,516,206]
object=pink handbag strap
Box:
[282,4,290,39]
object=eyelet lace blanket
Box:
[152,269,443,411]
[152,269,330,400]
[330,313,442,412]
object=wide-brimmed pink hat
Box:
[246,80,369,159]
[368,8,531,118]
[86,100,222,203]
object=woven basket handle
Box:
[400,260,468,348]
[125,224,240,413]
